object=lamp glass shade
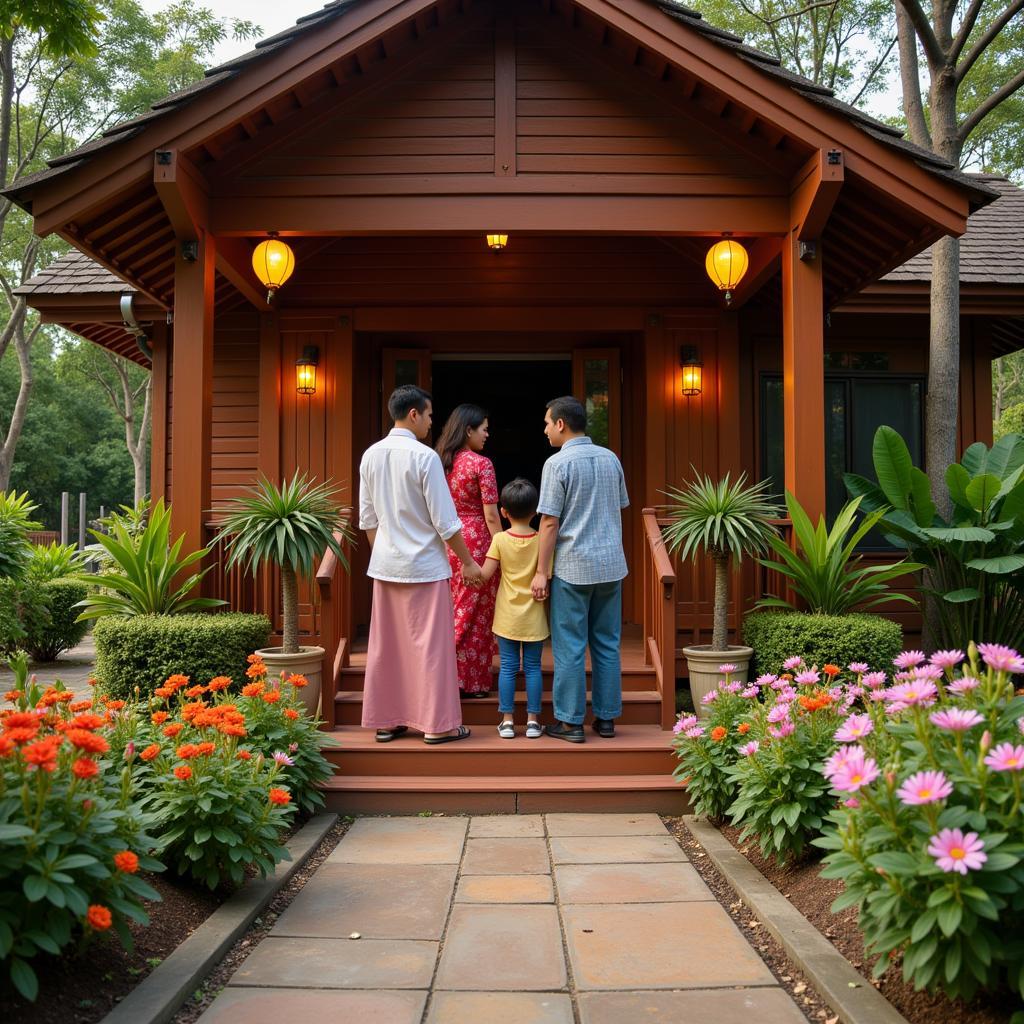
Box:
[252,238,296,293]
[705,239,749,293]
[486,233,509,250]
[296,359,316,396]
[681,362,702,397]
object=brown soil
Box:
[667,817,1017,1024]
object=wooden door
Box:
[572,348,621,455]
[381,348,431,430]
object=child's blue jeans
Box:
[496,636,544,715]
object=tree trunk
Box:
[0,314,35,492]
[711,552,730,651]
[281,562,299,654]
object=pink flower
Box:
[288,742,299,753]
[741,685,759,699]
[738,740,760,757]
[272,751,294,766]
[701,690,718,705]
[847,662,869,674]
[824,745,858,778]
[842,797,860,809]
[911,664,944,682]
[949,676,980,695]
[977,643,1024,674]
[927,828,987,875]
[984,742,1024,772]
[768,720,795,739]
[868,689,888,703]
[777,686,797,701]
[897,770,953,806]
[756,674,778,687]
[929,707,984,732]
[783,656,803,670]
[894,650,925,669]
[886,680,938,708]
[124,742,135,761]
[684,725,705,739]
[673,714,698,735]
[724,681,742,694]
[834,714,873,743]
[718,663,737,674]
[930,649,964,670]
[828,749,880,793]
[795,669,820,686]
[862,671,887,690]
[767,704,790,724]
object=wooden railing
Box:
[642,508,678,730]
[202,524,275,621]
[315,531,351,730]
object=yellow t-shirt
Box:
[485,531,550,642]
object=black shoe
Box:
[591,718,615,738]
[545,721,585,743]
[375,726,409,743]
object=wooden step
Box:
[334,689,664,726]
[338,665,660,693]
[321,773,690,814]
[322,722,676,777]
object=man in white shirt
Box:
[359,385,482,744]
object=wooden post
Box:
[149,320,169,505]
[78,493,87,550]
[168,232,215,556]
[782,232,826,525]
[60,492,69,545]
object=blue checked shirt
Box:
[536,436,629,586]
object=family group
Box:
[357,386,629,744]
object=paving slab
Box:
[455,873,555,904]
[545,813,667,836]
[549,835,686,865]
[228,935,437,989]
[426,992,575,1023]
[562,902,777,990]
[327,816,467,864]
[435,905,567,991]
[198,988,427,1023]
[578,988,806,1024]
[462,837,551,875]
[554,862,712,904]
[271,862,457,940]
[469,815,545,838]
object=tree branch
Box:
[896,0,946,68]
[849,33,898,107]
[959,65,1024,141]
[950,0,991,63]
[956,1,1024,84]
[896,3,932,147]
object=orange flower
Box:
[180,701,208,722]
[151,711,169,725]
[86,905,112,931]
[184,685,207,698]
[72,757,99,779]
[286,674,308,689]
[737,722,751,735]
[241,681,265,697]
[23,737,61,771]
[87,677,98,688]
[163,723,184,738]
[236,750,252,760]
[175,744,199,760]
[165,674,190,691]
[153,686,174,699]
[3,711,40,731]
[207,676,232,692]
[268,787,291,806]
[196,741,216,756]
[284,709,299,721]
[823,664,842,677]
[69,699,93,712]
[246,653,263,665]
[174,764,192,780]
[261,690,281,705]
[104,699,126,711]
[710,726,728,742]
[140,743,160,762]
[5,726,38,744]
[3,689,22,702]
[245,661,266,678]
[113,850,139,874]
[66,729,110,754]
[220,723,247,738]
[69,713,105,731]
[0,736,15,757]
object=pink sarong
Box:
[361,579,463,734]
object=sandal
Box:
[375,726,409,743]
[424,725,472,745]
[497,720,515,739]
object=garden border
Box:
[100,812,338,1024]
[684,815,910,1024]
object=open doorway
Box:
[431,355,573,495]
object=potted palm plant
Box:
[214,473,353,715]
[663,472,779,713]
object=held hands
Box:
[462,560,484,587]
[531,571,549,601]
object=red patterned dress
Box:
[446,449,500,694]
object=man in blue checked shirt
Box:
[531,396,629,742]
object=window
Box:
[760,372,924,545]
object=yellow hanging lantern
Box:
[705,238,749,305]
[486,233,509,250]
[252,234,296,303]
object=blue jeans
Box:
[496,637,544,715]
[549,577,623,725]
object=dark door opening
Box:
[431,356,573,498]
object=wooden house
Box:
[7,0,1016,811]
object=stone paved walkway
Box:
[0,635,95,696]
[196,813,806,1024]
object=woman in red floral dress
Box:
[436,404,502,696]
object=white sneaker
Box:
[525,721,542,739]
[498,721,515,739]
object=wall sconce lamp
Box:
[180,240,198,263]
[680,346,703,397]
[252,232,296,304]
[486,233,509,250]
[296,346,319,396]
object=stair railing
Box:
[642,508,678,730]
[315,528,351,730]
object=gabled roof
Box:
[2,0,996,209]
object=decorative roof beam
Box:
[728,236,783,308]
[791,148,844,241]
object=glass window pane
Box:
[583,358,610,448]
[826,380,847,523]
[394,358,419,388]
[761,376,784,501]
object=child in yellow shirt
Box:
[481,478,549,739]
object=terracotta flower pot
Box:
[683,644,753,717]
[256,645,325,718]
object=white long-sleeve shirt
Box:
[358,428,463,583]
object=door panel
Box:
[381,348,431,429]
[572,347,621,454]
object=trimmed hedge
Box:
[93,612,272,698]
[0,578,47,658]
[742,611,903,678]
[25,578,89,662]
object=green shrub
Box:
[24,578,89,662]
[742,611,902,678]
[0,578,47,658]
[25,541,88,581]
[93,613,271,698]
